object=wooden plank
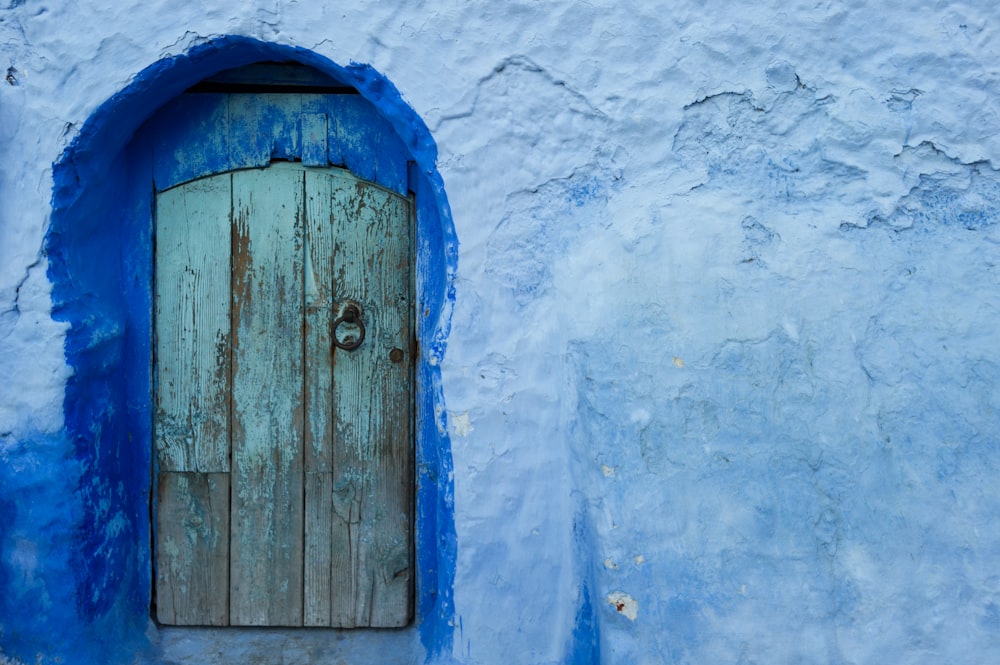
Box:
[314,170,413,627]
[155,175,232,473]
[156,472,230,625]
[229,94,302,164]
[301,111,329,167]
[152,94,231,191]
[152,91,406,192]
[227,94,273,170]
[328,95,377,183]
[302,174,335,624]
[229,164,306,626]
[303,169,336,471]
[374,128,409,196]
[304,471,333,625]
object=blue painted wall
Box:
[1,38,458,664]
[3,3,1000,664]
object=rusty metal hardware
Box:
[332,304,365,351]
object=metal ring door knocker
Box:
[332,304,365,351]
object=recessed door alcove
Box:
[46,38,457,662]
[150,63,415,629]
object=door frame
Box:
[46,37,457,658]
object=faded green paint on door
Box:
[155,162,413,627]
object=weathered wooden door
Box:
[154,162,413,627]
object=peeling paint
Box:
[450,412,473,437]
[5,2,1000,664]
[27,36,456,665]
[605,591,637,621]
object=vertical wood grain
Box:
[303,164,336,625]
[327,96,377,183]
[304,471,333,625]
[154,175,232,473]
[312,170,413,627]
[155,472,230,625]
[301,111,329,167]
[155,162,412,628]
[229,94,303,165]
[229,164,305,626]
[303,174,336,472]
[152,93,231,191]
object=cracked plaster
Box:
[3,1,1000,664]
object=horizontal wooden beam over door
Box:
[151,93,410,196]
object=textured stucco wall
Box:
[2,1,1000,664]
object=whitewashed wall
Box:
[3,1,1000,663]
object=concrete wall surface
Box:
[2,1,1000,663]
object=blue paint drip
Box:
[34,36,457,665]
[566,583,600,665]
[562,495,602,664]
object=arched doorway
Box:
[46,38,456,660]
[150,63,415,628]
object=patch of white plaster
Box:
[606,591,638,621]
[450,411,473,437]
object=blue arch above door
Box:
[42,36,457,664]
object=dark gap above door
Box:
[187,61,360,94]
